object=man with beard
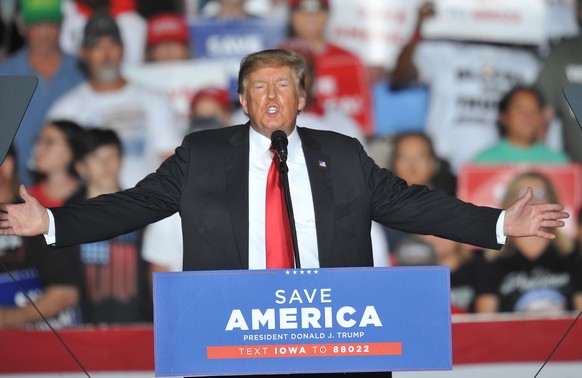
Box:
[47,12,180,188]
[59,0,146,66]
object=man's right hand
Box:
[0,185,49,236]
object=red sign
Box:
[458,164,582,237]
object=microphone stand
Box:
[277,159,301,269]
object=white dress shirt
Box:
[248,126,319,269]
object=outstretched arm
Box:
[0,185,49,237]
[503,187,569,239]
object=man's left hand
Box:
[504,187,569,239]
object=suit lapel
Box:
[298,128,335,267]
[225,124,250,269]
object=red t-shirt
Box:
[314,43,374,135]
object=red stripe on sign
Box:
[207,342,402,359]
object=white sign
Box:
[124,60,229,133]
[326,0,557,69]
[326,0,421,69]
[422,0,547,45]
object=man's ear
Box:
[239,93,249,115]
[297,90,306,112]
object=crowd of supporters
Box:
[0,0,581,328]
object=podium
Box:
[154,267,452,376]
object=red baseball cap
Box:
[147,13,189,47]
[289,0,329,12]
[191,87,231,111]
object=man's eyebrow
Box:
[250,79,267,85]
[249,77,291,85]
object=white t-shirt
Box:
[413,41,553,172]
[47,81,181,188]
[59,0,146,67]
[142,213,183,272]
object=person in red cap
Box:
[189,87,232,133]
[146,13,191,62]
[278,39,365,144]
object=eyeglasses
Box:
[35,137,65,147]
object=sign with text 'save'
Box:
[154,267,451,376]
[188,19,286,101]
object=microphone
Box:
[269,129,300,268]
[270,130,288,163]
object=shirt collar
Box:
[249,126,301,162]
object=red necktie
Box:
[265,148,294,269]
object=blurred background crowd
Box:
[0,0,582,329]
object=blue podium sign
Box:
[154,267,451,376]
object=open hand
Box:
[0,185,49,236]
[503,187,569,239]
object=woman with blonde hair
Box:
[476,171,582,313]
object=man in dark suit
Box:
[0,49,570,376]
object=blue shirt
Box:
[0,49,85,185]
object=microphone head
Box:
[270,130,288,162]
[270,130,288,147]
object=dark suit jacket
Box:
[52,124,502,269]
